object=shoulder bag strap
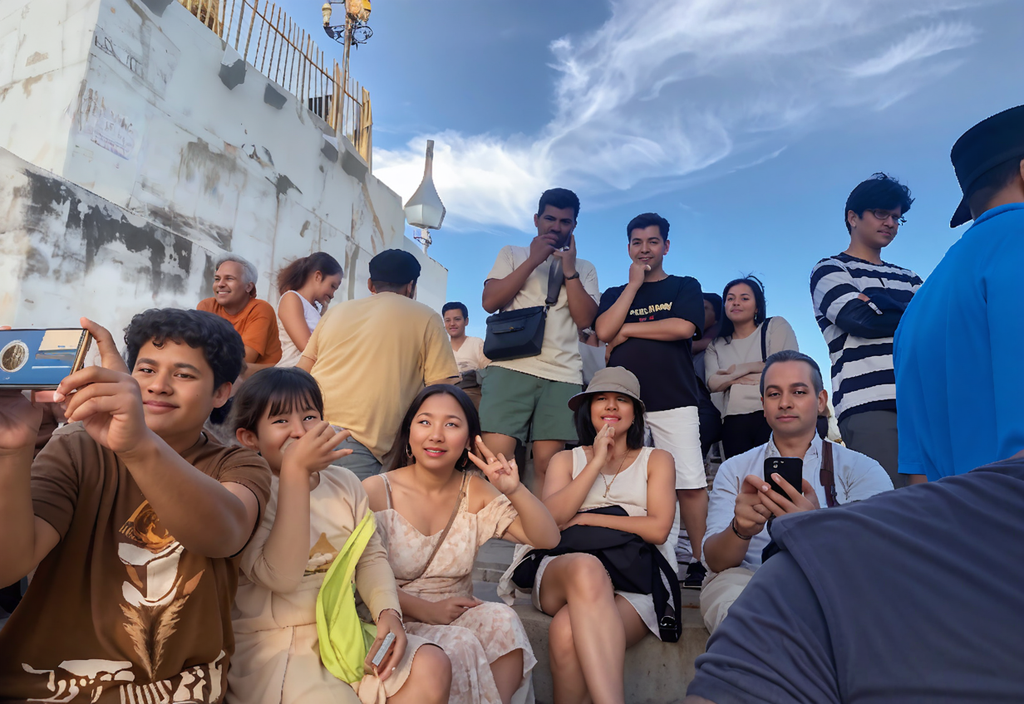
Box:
[545,259,565,307]
[819,440,839,508]
[406,472,470,581]
[760,316,774,361]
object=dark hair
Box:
[537,188,580,220]
[717,276,767,340]
[844,173,914,233]
[573,396,645,450]
[371,279,418,294]
[442,301,469,320]
[387,385,481,472]
[966,157,1024,213]
[626,212,670,240]
[230,367,325,434]
[703,292,723,324]
[277,252,343,295]
[124,308,244,389]
[760,349,825,396]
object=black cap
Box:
[368,249,421,284]
[949,105,1024,228]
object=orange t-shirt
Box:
[197,297,282,365]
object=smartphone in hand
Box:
[370,631,396,670]
[764,457,802,497]
[0,329,92,390]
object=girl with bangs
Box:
[226,367,451,704]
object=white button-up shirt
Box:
[703,434,893,573]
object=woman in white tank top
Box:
[275,252,343,367]
[500,367,677,704]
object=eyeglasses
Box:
[867,209,906,226]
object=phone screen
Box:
[764,457,802,498]
[0,329,92,390]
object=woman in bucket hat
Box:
[499,367,677,704]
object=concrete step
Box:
[515,591,708,704]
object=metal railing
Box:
[177,0,372,165]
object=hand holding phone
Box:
[764,457,802,497]
[366,609,407,681]
[370,631,395,670]
[0,329,92,390]
[761,457,820,517]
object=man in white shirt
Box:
[480,188,600,494]
[700,350,892,633]
[443,301,489,409]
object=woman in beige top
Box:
[228,368,452,704]
[705,277,799,458]
[364,385,560,704]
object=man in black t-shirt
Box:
[595,212,707,588]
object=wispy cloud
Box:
[847,22,978,77]
[375,0,984,231]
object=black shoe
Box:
[682,561,706,590]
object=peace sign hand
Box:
[467,435,521,496]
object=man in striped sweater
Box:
[809,174,923,488]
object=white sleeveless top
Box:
[276,290,322,367]
[569,446,675,569]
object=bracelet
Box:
[377,608,403,625]
[565,271,580,281]
[731,517,754,541]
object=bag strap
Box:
[760,316,774,362]
[819,440,838,508]
[545,259,565,308]
[406,472,469,581]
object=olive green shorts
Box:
[478,366,580,444]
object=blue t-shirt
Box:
[893,203,1024,480]
[687,459,1024,703]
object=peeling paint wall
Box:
[0,148,214,328]
[0,0,448,331]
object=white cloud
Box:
[374,0,985,232]
[847,22,978,77]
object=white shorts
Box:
[645,405,706,490]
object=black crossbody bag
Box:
[483,261,564,361]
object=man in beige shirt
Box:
[480,188,600,493]
[299,250,459,479]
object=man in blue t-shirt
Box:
[595,212,706,588]
[681,455,1024,704]
[894,105,1024,483]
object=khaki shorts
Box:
[479,366,579,444]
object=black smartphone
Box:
[764,457,802,498]
[0,329,93,390]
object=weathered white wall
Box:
[0,0,101,174]
[0,148,216,330]
[0,0,447,332]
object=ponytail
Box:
[277,252,343,294]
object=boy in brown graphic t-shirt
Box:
[0,309,271,703]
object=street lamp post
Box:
[321,1,372,104]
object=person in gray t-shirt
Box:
[682,456,1024,704]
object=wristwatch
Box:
[565,272,580,281]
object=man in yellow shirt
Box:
[299,250,459,479]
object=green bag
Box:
[315,509,378,683]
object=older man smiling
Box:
[198,255,282,376]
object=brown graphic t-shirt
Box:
[0,424,271,703]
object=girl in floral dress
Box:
[363,385,560,704]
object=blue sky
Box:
[288,0,1022,378]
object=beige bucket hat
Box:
[567,366,645,413]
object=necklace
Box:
[600,450,634,498]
